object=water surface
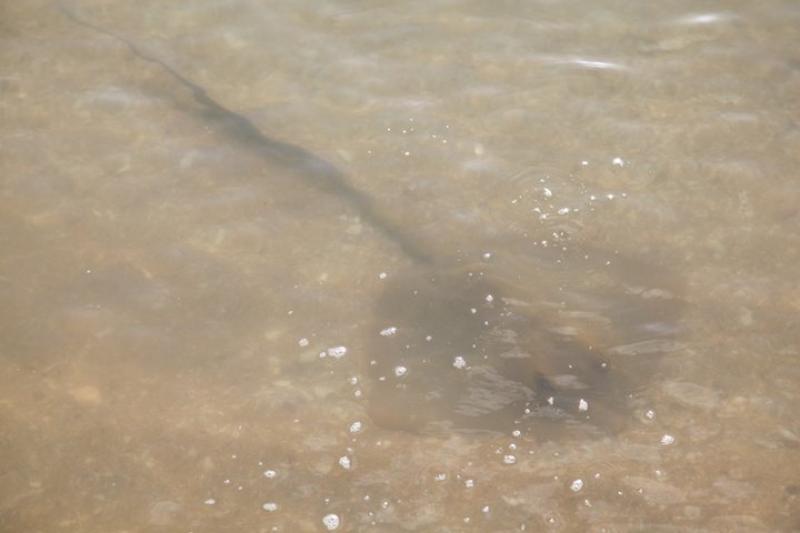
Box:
[2,0,800,531]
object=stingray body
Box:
[368,246,682,437]
[63,6,683,438]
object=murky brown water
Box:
[2,0,800,531]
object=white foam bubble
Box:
[327,346,347,358]
[322,513,340,530]
[262,502,278,512]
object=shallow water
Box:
[2,0,800,531]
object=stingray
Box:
[62,6,684,438]
[367,244,683,437]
